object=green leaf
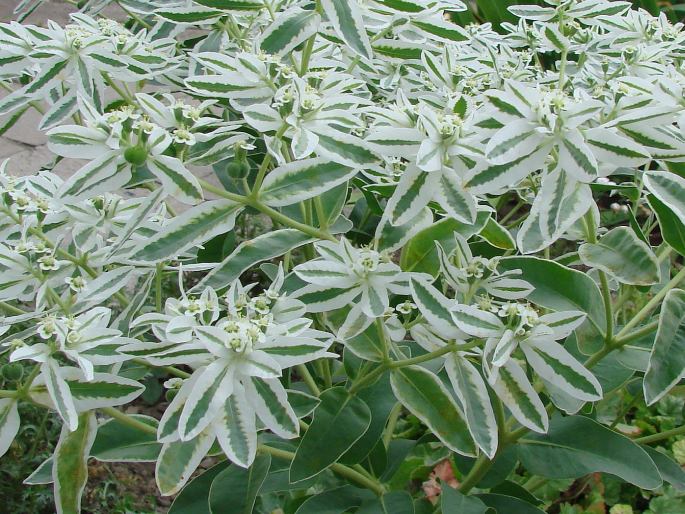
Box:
[320,0,372,58]
[517,415,662,489]
[169,461,229,514]
[130,200,241,262]
[579,226,660,285]
[648,194,685,257]
[91,415,160,462]
[290,387,371,482]
[340,373,396,465]
[296,485,374,514]
[260,10,321,56]
[643,446,685,492]
[260,158,356,207]
[390,365,476,456]
[498,256,606,334]
[480,217,516,250]
[208,454,271,514]
[357,491,415,514]
[344,321,386,362]
[53,412,97,514]
[196,229,314,291]
[477,494,544,514]
[400,213,489,275]
[644,289,685,405]
[441,486,489,514]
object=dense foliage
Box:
[2,0,685,512]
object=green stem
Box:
[199,179,337,242]
[459,453,494,493]
[584,211,613,343]
[382,403,402,447]
[0,390,17,398]
[0,301,27,316]
[349,341,479,395]
[258,444,385,495]
[100,406,157,434]
[132,358,190,379]
[615,266,685,339]
[297,364,321,396]
[635,425,685,445]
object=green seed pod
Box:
[1,363,23,381]
[226,160,250,179]
[123,145,148,166]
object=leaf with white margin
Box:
[386,165,438,226]
[558,131,598,182]
[292,284,360,313]
[314,130,379,167]
[486,119,543,165]
[155,6,223,23]
[579,226,660,285]
[213,384,257,468]
[366,126,422,158]
[321,0,372,59]
[148,156,203,205]
[644,170,685,221]
[244,376,299,439]
[259,9,321,56]
[539,310,587,340]
[53,412,97,514]
[410,277,462,339]
[178,360,234,441]
[451,304,504,338]
[42,360,78,431]
[644,289,685,405]
[196,229,315,291]
[445,355,498,458]
[0,398,19,458]
[584,127,650,167]
[156,431,215,496]
[436,172,477,224]
[490,360,548,433]
[536,167,593,245]
[376,206,434,253]
[59,152,126,200]
[31,368,145,414]
[466,145,548,194]
[130,200,242,262]
[411,17,469,43]
[260,158,357,207]
[521,339,602,401]
[81,266,138,303]
[391,365,476,456]
[109,188,165,257]
[543,25,569,51]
